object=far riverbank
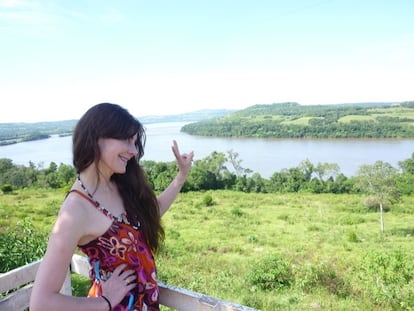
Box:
[1,122,414,178]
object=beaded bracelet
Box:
[101,295,112,311]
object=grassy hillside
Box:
[1,189,414,310]
[182,102,414,138]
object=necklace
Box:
[77,174,127,223]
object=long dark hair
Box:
[72,103,164,253]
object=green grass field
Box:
[1,189,414,310]
[339,107,414,124]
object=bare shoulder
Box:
[51,192,92,241]
[30,191,96,299]
[59,190,112,245]
[60,191,90,218]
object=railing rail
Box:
[0,254,258,311]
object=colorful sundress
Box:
[69,189,159,311]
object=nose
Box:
[128,143,138,156]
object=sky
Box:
[1,0,413,123]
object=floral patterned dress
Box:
[69,189,159,311]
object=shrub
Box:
[0,218,47,272]
[358,249,414,308]
[294,261,351,297]
[202,193,215,206]
[1,183,13,193]
[230,206,243,217]
[245,253,292,290]
[364,196,389,212]
[348,230,359,242]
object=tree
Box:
[355,161,400,233]
[142,161,178,192]
[195,151,233,189]
[399,152,414,174]
[0,158,14,174]
[314,162,340,181]
[186,167,218,191]
[197,151,228,177]
[298,159,314,181]
[227,149,252,177]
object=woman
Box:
[30,103,194,311]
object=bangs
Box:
[110,123,141,140]
[101,114,142,140]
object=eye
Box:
[130,134,138,144]
[125,134,138,146]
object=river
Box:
[1,122,414,178]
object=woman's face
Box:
[97,133,138,175]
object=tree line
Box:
[1,151,413,198]
[0,120,76,146]
[181,101,414,138]
[1,151,412,237]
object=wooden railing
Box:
[0,254,258,311]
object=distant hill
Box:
[137,109,236,124]
[0,120,77,145]
[0,109,235,146]
[181,101,414,139]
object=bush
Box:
[294,261,351,297]
[0,219,47,272]
[1,183,13,193]
[364,196,389,211]
[230,206,243,217]
[358,249,414,309]
[245,253,292,290]
[202,193,215,206]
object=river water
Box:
[1,122,414,178]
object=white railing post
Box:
[60,267,72,295]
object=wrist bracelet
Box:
[101,295,112,311]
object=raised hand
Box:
[171,140,194,178]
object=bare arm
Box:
[157,140,193,216]
[30,200,103,311]
[30,197,136,311]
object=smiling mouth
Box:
[120,155,129,163]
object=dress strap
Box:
[67,189,98,206]
[67,189,113,221]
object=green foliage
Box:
[355,161,400,200]
[230,206,243,217]
[355,161,401,233]
[1,183,13,193]
[143,160,179,192]
[201,193,215,206]
[3,148,414,198]
[358,249,414,309]
[399,152,414,174]
[2,189,414,310]
[293,261,351,297]
[245,253,293,290]
[182,102,414,139]
[71,274,91,297]
[0,160,76,190]
[0,218,47,272]
[0,120,76,145]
